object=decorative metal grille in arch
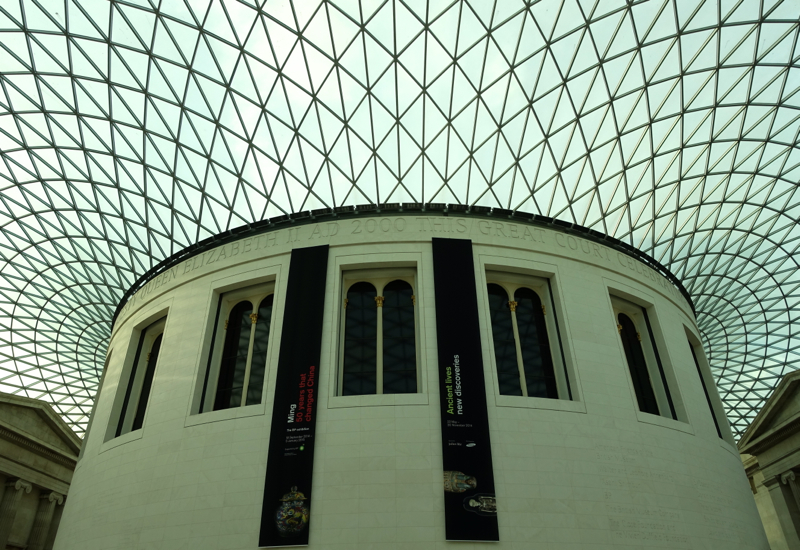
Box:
[0,0,798,437]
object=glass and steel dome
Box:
[0,0,797,437]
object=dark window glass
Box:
[690,342,723,438]
[115,319,164,437]
[342,282,377,395]
[488,284,521,396]
[116,329,147,437]
[515,288,558,399]
[642,310,676,419]
[246,295,274,406]
[215,301,252,410]
[618,313,659,415]
[131,334,162,431]
[382,280,417,394]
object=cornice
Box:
[0,424,78,469]
[739,416,800,456]
[0,392,82,452]
[738,371,800,449]
[113,203,695,325]
[742,455,759,477]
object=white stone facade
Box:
[55,215,768,549]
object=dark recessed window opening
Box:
[339,271,418,396]
[612,296,679,420]
[114,317,166,438]
[618,312,660,415]
[486,275,569,400]
[689,338,724,439]
[200,285,274,412]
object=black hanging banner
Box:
[431,238,500,541]
[260,245,329,548]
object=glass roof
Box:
[0,0,798,438]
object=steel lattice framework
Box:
[0,0,798,437]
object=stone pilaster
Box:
[27,491,64,550]
[0,479,32,548]
[764,473,800,550]
[782,471,800,513]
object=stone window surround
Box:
[685,325,736,445]
[104,312,168,443]
[476,255,585,414]
[484,271,571,401]
[185,267,281,423]
[198,282,276,413]
[337,267,419,396]
[609,292,688,425]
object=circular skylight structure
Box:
[0,0,798,438]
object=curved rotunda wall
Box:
[55,215,766,550]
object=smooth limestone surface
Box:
[54,216,768,550]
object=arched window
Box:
[131,333,162,431]
[113,317,166,438]
[487,280,562,399]
[339,272,418,396]
[686,328,730,441]
[215,300,254,409]
[247,295,274,406]
[515,288,558,398]
[342,282,378,395]
[611,296,679,420]
[200,284,275,412]
[382,280,416,394]
[488,284,521,396]
[617,312,659,415]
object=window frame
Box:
[685,326,735,445]
[485,271,571,401]
[610,294,690,423]
[475,256,584,413]
[337,267,420,396]
[104,312,168,443]
[198,282,276,413]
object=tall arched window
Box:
[488,284,521,396]
[686,328,731,442]
[342,282,378,395]
[515,288,558,398]
[247,295,274,406]
[617,312,660,415]
[382,280,416,394]
[611,296,679,420]
[113,317,166,438]
[200,284,275,412]
[215,300,253,409]
[487,280,562,399]
[131,333,162,431]
[339,272,418,396]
